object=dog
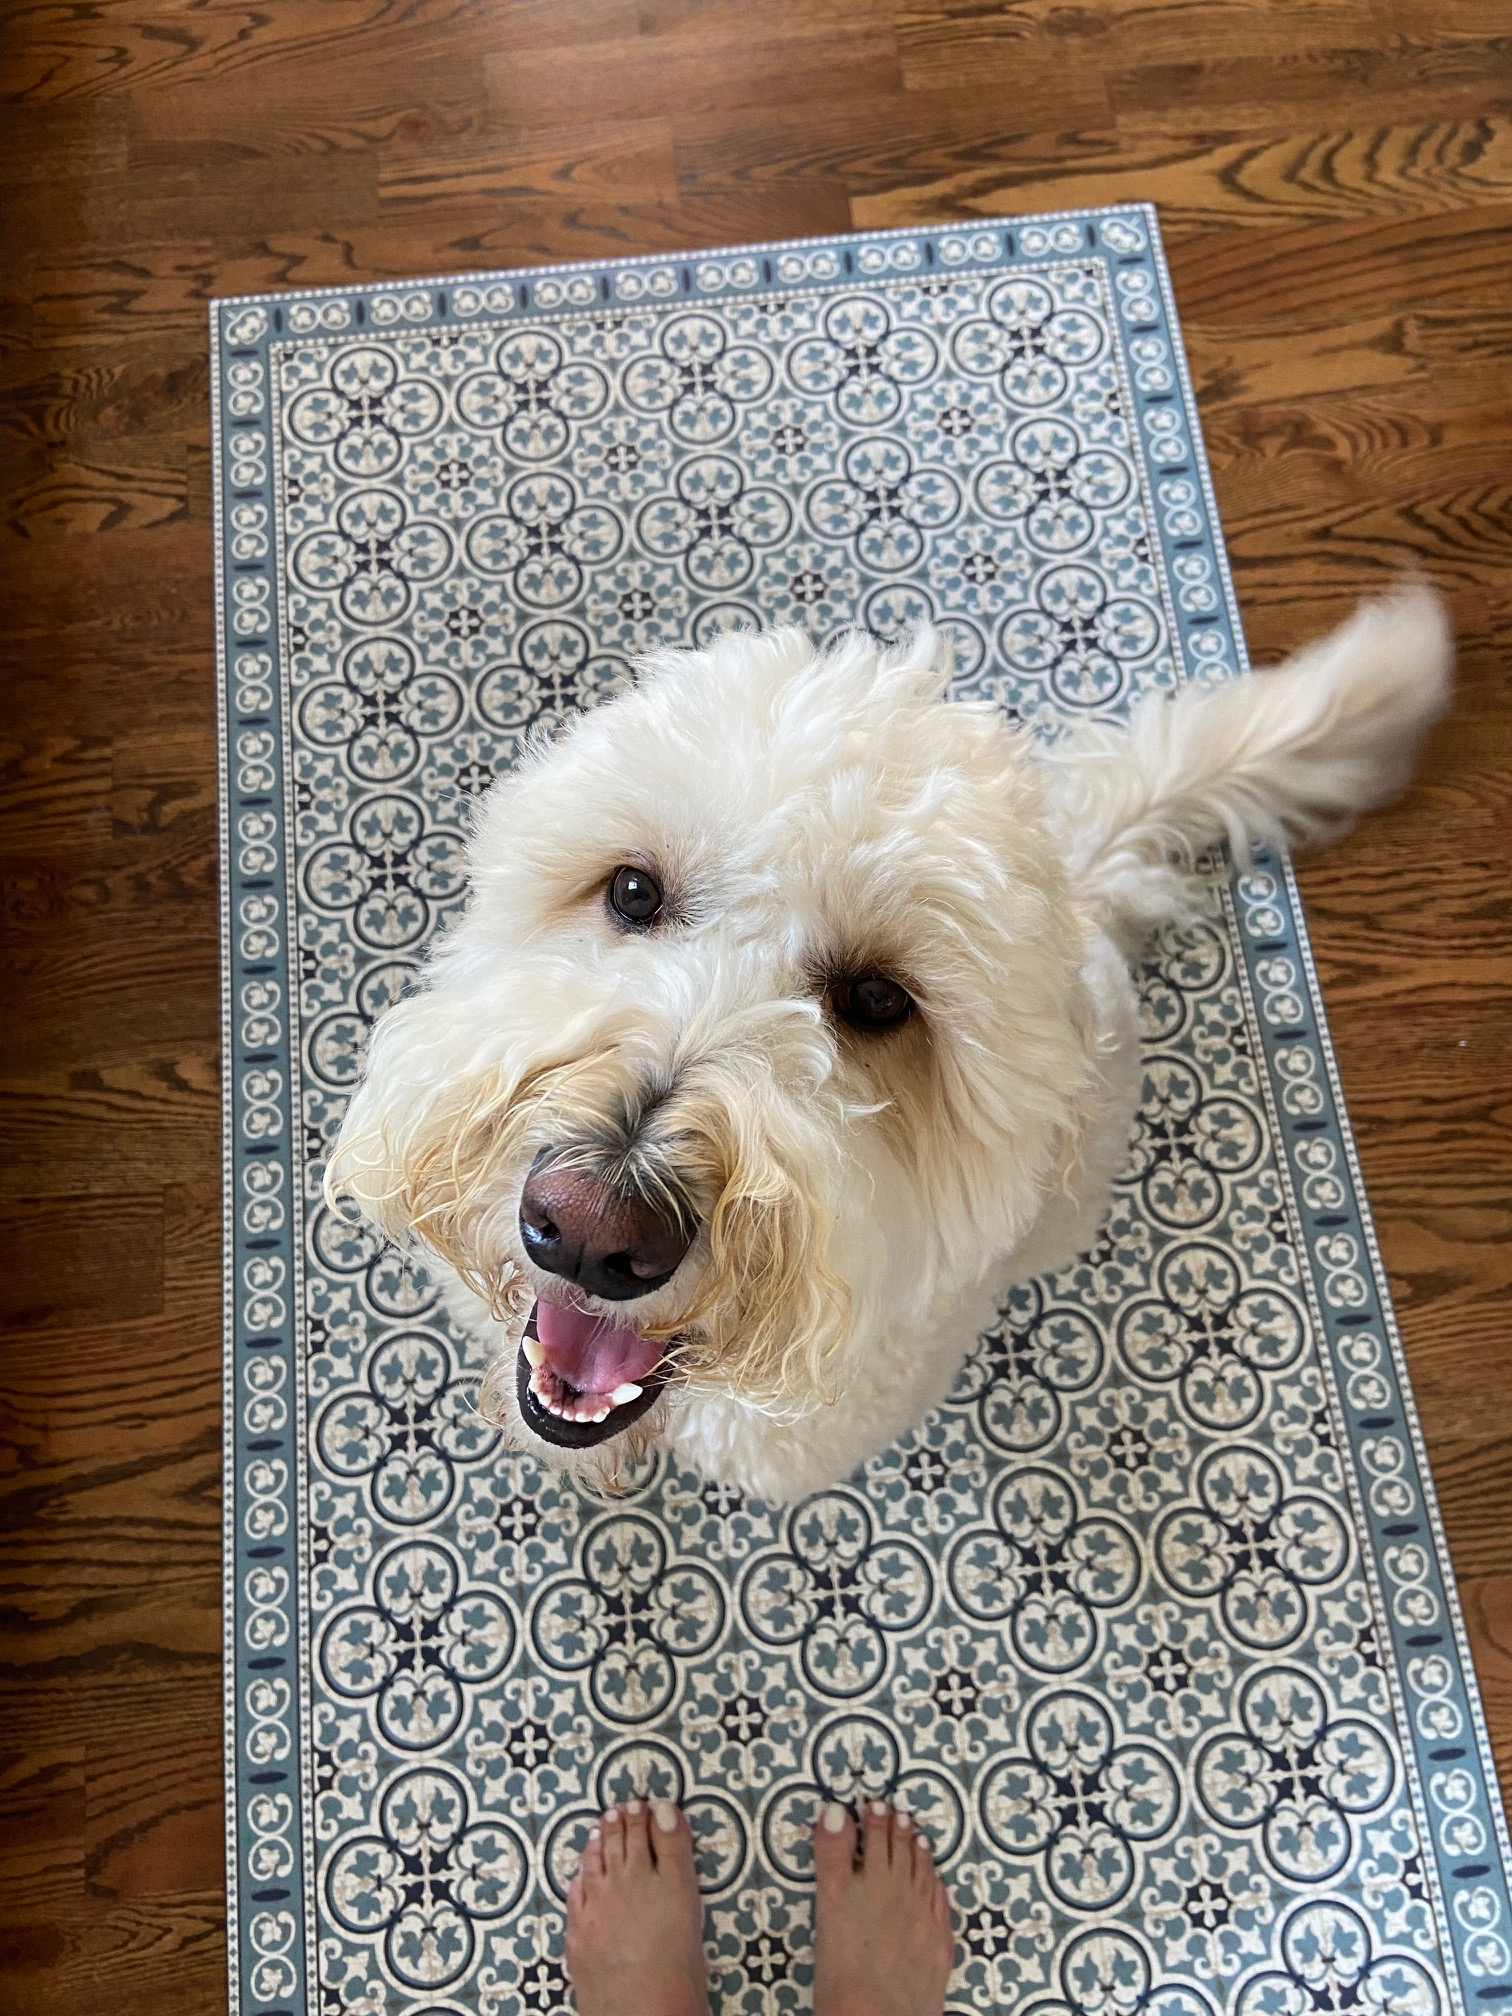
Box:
[327,587,1451,1503]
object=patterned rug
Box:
[213,207,1512,2016]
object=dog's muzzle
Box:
[517,1301,668,1449]
[512,1151,692,1448]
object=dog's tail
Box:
[1040,585,1453,944]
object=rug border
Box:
[1285,851,1512,1890]
[1150,213,1512,1997]
[207,199,1160,309]
[213,282,243,2016]
[1151,214,1512,1989]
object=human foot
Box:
[811,1798,954,2016]
[565,1798,711,2016]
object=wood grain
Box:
[2,2,1508,2008]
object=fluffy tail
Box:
[1040,586,1453,943]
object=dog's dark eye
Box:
[833,975,914,1032]
[608,864,663,928]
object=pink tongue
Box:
[535,1299,665,1397]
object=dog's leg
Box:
[1041,585,1453,946]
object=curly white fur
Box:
[329,587,1451,1502]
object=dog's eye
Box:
[608,864,663,928]
[832,975,914,1033]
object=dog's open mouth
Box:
[516,1298,668,1449]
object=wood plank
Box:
[0,1048,220,1191]
[3,1893,227,2016]
[85,1701,225,1900]
[853,118,1512,232]
[0,737,113,852]
[0,1182,219,1463]
[640,0,894,34]
[0,1195,165,1329]
[1165,203,1512,325]
[0,99,127,183]
[1462,1576,1512,1790]
[1187,306,1512,414]
[1109,39,1512,131]
[125,91,489,171]
[0,0,515,102]
[0,1435,222,1644]
[15,193,857,339]
[1204,418,1512,590]
[485,16,903,126]
[0,1171,223,2009]
[889,0,1512,109]
[209,187,862,277]
[672,82,1116,193]
[0,150,378,267]
[4,455,188,541]
[377,116,683,210]
[1,814,219,922]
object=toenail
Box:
[602,1805,620,1823]
[625,1798,643,1815]
[653,1799,678,1833]
[822,1801,848,1833]
[870,1800,889,1817]
[897,1811,912,1830]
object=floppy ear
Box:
[1036,586,1452,945]
[322,1003,528,1317]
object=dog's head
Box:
[327,625,1100,1479]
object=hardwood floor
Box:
[2,3,1508,2008]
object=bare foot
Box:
[565,1798,711,2016]
[812,1799,954,2016]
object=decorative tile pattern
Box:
[214,208,1512,2015]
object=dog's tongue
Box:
[534,1298,664,1397]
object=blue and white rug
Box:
[213,206,1512,2016]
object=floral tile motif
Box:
[214,209,1512,2016]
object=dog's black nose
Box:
[518,1159,691,1301]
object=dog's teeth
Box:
[531,1371,573,1419]
[526,1355,632,1428]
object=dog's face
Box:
[329,625,1099,1481]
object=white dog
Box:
[328,588,1451,1503]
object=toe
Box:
[580,1824,605,1883]
[812,1800,858,1886]
[651,1798,696,1878]
[600,1805,625,1869]
[887,1807,918,1888]
[863,1798,895,1873]
[622,1799,652,1872]
[894,1807,917,1874]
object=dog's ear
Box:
[516,694,601,770]
[324,1030,523,1315]
[322,972,565,1318]
[625,1034,853,1413]
[837,620,955,705]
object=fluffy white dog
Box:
[328,588,1451,1503]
